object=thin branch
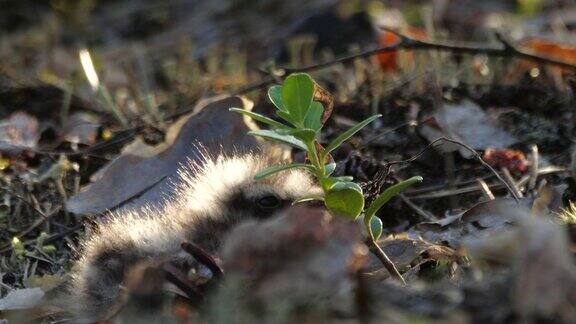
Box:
[16,206,62,238]
[235,29,576,95]
[26,30,576,158]
[387,137,520,202]
[365,238,406,285]
[0,223,83,254]
[477,178,495,200]
[501,167,524,198]
[528,144,539,191]
[397,193,437,221]
[0,185,47,219]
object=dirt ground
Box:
[1,0,576,323]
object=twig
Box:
[147,28,576,127]
[405,165,564,196]
[0,185,47,219]
[365,238,406,285]
[407,182,505,199]
[16,206,62,238]
[363,116,431,146]
[398,193,437,221]
[501,167,524,198]
[0,223,83,254]
[0,129,137,159]
[528,145,539,191]
[233,28,576,96]
[477,178,495,200]
[406,166,566,199]
[387,137,520,202]
[23,29,576,159]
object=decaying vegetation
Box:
[2,0,576,323]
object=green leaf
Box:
[276,128,316,142]
[332,176,353,182]
[320,176,355,191]
[254,163,313,180]
[320,177,338,191]
[325,181,364,219]
[281,73,315,125]
[229,108,290,129]
[268,85,286,111]
[277,110,297,125]
[324,162,336,176]
[293,195,325,205]
[364,176,423,220]
[324,114,382,155]
[248,130,307,151]
[304,101,324,131]
[370,216,383,241]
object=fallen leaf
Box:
[376,28,427,72]
[63,112,101,145]
[417,198,533,247]
[521,38,576,74]
[420,100,517,158]
[531,182,566,217]
[67,96,260,215]
[0,112,39,155]
[363,236,463,281]
[377,31,401,72]
[483,148,528,174]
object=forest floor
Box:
[1,1,576,323]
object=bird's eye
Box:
[257,195,281,209]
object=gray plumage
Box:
[66,149,318,322]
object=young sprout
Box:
[230,73,422,283]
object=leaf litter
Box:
[67,96,260,215]
[2,1,576,323]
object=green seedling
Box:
[230,72,422,283]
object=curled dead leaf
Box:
[67,96,260,215]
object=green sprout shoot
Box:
[230,73,422,284]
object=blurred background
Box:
[3,0,576,113]
[2,1,576,313]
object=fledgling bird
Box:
[66,148,319,323]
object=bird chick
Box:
[66,149,318,322]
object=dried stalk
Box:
[366,238,406,285]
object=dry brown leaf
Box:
[531,182,566,217]
[0,112,39,155]
[417,198,533,247]
[67,96,260,215]
[364,236,462,282]
[420,100,517,158]
[63,112,101,145]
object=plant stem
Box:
[97,85,128,126]
[366,237,406,285]
[306,141,324,179]
[364,214,406,285]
